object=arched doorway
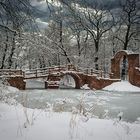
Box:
[120,55,128,81]
[111,50,139,83]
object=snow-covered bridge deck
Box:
[0,64,105,79]
[23,65,103,79]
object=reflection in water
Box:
[14,89,140,122]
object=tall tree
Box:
[46,1,72,64]
[115,0,140,50]
[60,0,114,70]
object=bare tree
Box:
[0,0,34,69]
[46,2,72,64]
[115,0,140,50]
[59,0,114,70]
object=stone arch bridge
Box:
[0,51,140,90]
[0,64,118,90]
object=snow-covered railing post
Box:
[91,69,93,75]
[35,69,37,78]
[67,64,71,70]
[85,69,88,74]
[22,71,25,78]
[19,70,23,76]
[58,65,61,72]
[100,70,103,77]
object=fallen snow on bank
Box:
[81,84,90,90]
[103,81,140,92]
[0,85,19,95]
[0,85,140,140]
[0,102,140,140]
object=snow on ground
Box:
[81,84,90,90]
[0,84,19,95]
[103,81,140,92]
[0,85,140,140]
[0,102,140,140]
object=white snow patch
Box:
[135,67,140,71]
[81,84,90,90]
[103,81,140,92]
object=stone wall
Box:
[89,77,120,90]
[79,75,120,90]
[133,68,140,87]
[46,72,120,90]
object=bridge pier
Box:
[45,81,48,89]
[7,76,26,90]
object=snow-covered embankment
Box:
[0,84,140,140]
[103,81,140,92]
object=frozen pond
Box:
[14,89,140,122]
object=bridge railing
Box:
[24,65,68,78]
[0,64,112,79]
[0,69,24,77]
[24,68,49,78]
[76,66,111,78]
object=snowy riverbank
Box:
[0,102,140,140]
[0,84,19,96]
[0,84,140,140]
[103,81,140,92]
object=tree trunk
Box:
[7,33,16,69]
[94,40,99,70]
[76,32,81,65]
[1,31,9,69]
[59,20,71,64]
[123,25,130,50]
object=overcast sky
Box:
[31,0,121,30]
[31,0,49,29]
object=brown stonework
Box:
[133,68,140,87]
[47,72,83,89]
[46,72,120,90]
[111,50,140,87]
[86,76,120,90]
[4,52,140,90]
[7,76,26,90]
[47,50,140,90]
[74,74,119,90]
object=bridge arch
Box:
[111,50,139,80]
[114,51,129,80]
[60,72,83,89]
